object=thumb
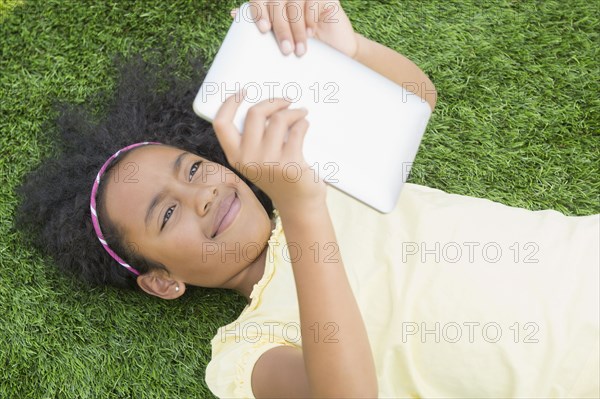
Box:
[230,8,238,19]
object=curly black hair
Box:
[13,53,274,290]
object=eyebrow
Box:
[144,151,188,232]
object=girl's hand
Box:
[213,92,326,211]
[231,0,358,58]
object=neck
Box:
[233,245,268,303]
[230,218,276,303]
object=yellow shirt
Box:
[205,183,600,398]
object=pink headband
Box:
[90,141,162,276]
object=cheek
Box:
[151,223,206,265]
[161,236,217,281]
[239,210,272,251]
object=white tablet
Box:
[193,2,432,213]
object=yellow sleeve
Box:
[205,327,297,399]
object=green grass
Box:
[1,0,598,397]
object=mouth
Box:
[212,192,240,238]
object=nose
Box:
[191,184,218,217]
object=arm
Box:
[252,346,311,398]
[251,200,378,399]
[214,96,378,398]
[353,32,438,112]
[275,199,378,398]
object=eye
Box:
[161,161,204,230]
[189,160,202,181]
[161,206,174,230]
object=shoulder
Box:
[251,345,311,398]
[206,330,300,398]
[206,331,308,399]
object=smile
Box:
[212,192,240,237]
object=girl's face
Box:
[103,144,273,295]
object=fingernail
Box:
[257,19,269,32]
[295,42,305,57]
[280,40,293,55]
[307,28,314,38]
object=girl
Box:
[14,1,599,398]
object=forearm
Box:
[354,32,437,112]
[277,201,378,398]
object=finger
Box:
[309,0,337,25]
[212,90,245,161]
[262,107,309,156]
[230,8,238,19]
[269,1,294,55]
[249,1,271,33]
[304,1,318,37]
[241,98,293,154]
[282,117,310,161]
[323,0,341,21]
[285,1,307,57]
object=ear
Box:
[136,271,186,300]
